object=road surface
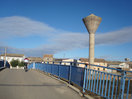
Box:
[0,69,85,99]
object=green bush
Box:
[18,61,25,67]
[10,59,19,67]
[10,59,25,67]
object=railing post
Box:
[51,62,53,74]
[33,62,35,69]
[47,62,49,73]
[83,64,87,93]
[52,61,54,74]
[58,62,61,79]
[118,71,126,99]
[121,71,126,99]
[69,62,72,84]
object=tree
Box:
[18,61,25,67]
[10,59,19,67]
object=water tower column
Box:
[89,33,95,66]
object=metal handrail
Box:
[42,61,132,73]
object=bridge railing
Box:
[83,65,132,99]
[0,62,5,70]
[28,62,132,99]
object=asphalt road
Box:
[0,69,85,99]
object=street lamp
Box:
[83,14,102,69]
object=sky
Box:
[0,0,132,61]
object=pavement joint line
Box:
[31,69,95,99]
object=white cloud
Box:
[0,16,56,39]
[0,16,132,57]
[95,27,132,45]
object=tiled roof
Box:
[126,62,132,64]
[27,57,43,62]
[79,58,106,62]
[107,61,122,65]
[0,53,24,57]
[54,58,68,62]
[54,58,63,62]
[43,54,53,58]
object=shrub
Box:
[10,59,19,67]
[18,61,25,67]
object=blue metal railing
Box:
[0,61,5,70]
[28,62,132,99]
[0,60,10,69]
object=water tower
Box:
[125,58,130,62]
[83,14,102,68]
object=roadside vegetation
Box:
[10,59,25,67]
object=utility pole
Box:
[4,48,6,67]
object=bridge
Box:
[0,62,132,99]
[0,69,86,99]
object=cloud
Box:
[0,16,132,56]
[95,27,132,45]
[0,16,56,39]
[51,33,88,49]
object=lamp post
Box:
[83,14,102,69]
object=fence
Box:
[0,60,5,70]
[28,62,132,99]
[0,60,10,69]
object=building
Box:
[126,62,132,71]
[61,59,77,66]
[107,61,122,66]
[27,57,43,63]
[78,58,107,71]
[54,58,64,64]
[106,61,132,73]
[0,53,25,63]
[119,63,129,69]
[43,54,53,63]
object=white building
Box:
[107,62,130,73]
[0,53,25,63]
[119,63,129,69]
[62,59,77,66]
